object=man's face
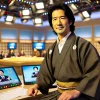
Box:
[52,9,71,36]
[21,50,24,54]
[0,71,4,76]
[11,50,14,53]
[34,68,38,71]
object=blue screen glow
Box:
[7,43,17,49]
[32,42,45,50]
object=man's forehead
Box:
[52,9,65,17]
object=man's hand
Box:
[27,84,39,96]
[58,90,81,100]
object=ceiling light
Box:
[5,15,16,24]
[34,17,43,26]
[0,9,5,17]
[70,4,77,10]
[6,15,14,21]
[21,19,28,23]
[9,0,16,6]
[82,11,90,18]
[49,0,54,4]
[20,9,32,19]
[35,2,44,9]
[22,9,30,15]
[78,12,90,21]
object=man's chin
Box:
[56,31,65,35]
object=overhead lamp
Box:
[49,0,54,5]
[78,11,91,21]
[9,0,16,6]
[0,9,5,17]
[34,17,43,26]
[21,19,28,23]
[70,4,77,10]
[31,3,46,14]
[68,4,78,14]
[82,11,90,18]
[19,9,32,19]
[5,15,16,24]
[35,2,44,9]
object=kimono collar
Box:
[57,31,71,44]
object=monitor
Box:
[21,65,40,85]
[0,67,21,90]
[7,42,17,49]
[32,42,45,50]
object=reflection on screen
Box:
[0,67,20,86]
[22,65,40,83]
[7,43,17,49]
[32,42,45,50]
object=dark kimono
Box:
[18,52,25,57]
[0,75,11,82]
[36,33,100,100]
[7,53,15,58]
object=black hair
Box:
[0,70,4,73]
[48,3,75,35]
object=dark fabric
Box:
[7,53,15,57]
[18,53,25,57]
[20,90,95,100]
[36,33,100,100]
[0,75,11,82]
[0,54,4,59]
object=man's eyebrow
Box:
[52,16,66,18]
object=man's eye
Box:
[52,18,57,21]
[61,17,66,19]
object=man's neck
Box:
[58,31,71,41]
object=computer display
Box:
[7,42,17,49]
[21,65,40,85]
[32,42,45,50]
[0,67,21,90]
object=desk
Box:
[0,57,44,75]
[0,76,57,100]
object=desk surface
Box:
[0,57,44,75]
[0,57,44,66]
[0,75,57,100]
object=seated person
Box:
[18,49,25,57]
[41,50,46,57]
[31,67,39,78]
[0,70,11,82]
[32,48,40,57]
[0,51,4,59]
[7,49,15,58]
[27,4,100,100]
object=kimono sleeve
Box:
[76,40,100,99]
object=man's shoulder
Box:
[76,36,96,50]
[77,36,90,44]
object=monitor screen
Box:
[7,42,17,49]
[32,42,45,50]
[21,65,40,85]
[0,67,21,90]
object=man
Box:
[27,4,100,100]
[18,49,26,57]
[31,67,39,78]
[32,48,40,57]
[0,51,4,59]
[0,70,11,82]
[7,49,15,58]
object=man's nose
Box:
[57,18,61,25]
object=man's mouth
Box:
[56,26,64,30]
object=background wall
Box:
[0,18,100,56]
